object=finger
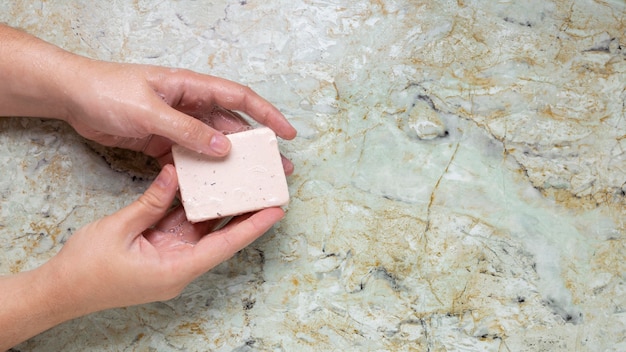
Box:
[113,164,178,239]
[142,135,174,159]
[281,155,295,176]
[156,151,174,168]
[182,74,297,140]
[207,107,295,175]
[191,207,285,270]
[150,107,232,157]
[209,106,252,134]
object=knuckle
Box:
[181,118,209,142]
[137,189,166,213]
[239,85,254,97]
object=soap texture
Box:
[172,127,289,223]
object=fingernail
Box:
[154,166,172,188]
[210,134,231,155]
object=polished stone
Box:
[1,0,625,351]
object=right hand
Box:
[46,165,284,313]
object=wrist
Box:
[0,263,88,349]
[37,254,103,321]
[31,261,90,325]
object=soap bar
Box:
[172,127,289,223]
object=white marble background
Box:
[1,0,625,351]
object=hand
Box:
[0,24,296,349]
[0,165,283,348]
[0,24,297,169]
[46,165,283,312]
[63,58,297,163]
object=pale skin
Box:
[0,24,297,350]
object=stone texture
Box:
[0,0,625,351]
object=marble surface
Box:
[1,0,625,350]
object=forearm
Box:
[0,23,80,120]
[0,263,85,350]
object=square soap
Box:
[172,127,289,223]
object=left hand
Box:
[62,58,297,165]
[1,25,297,166]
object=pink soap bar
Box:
[172,127,289,223]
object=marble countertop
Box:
[1,0,625,350]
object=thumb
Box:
[113,164,178,239]
[152,108,231,157]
